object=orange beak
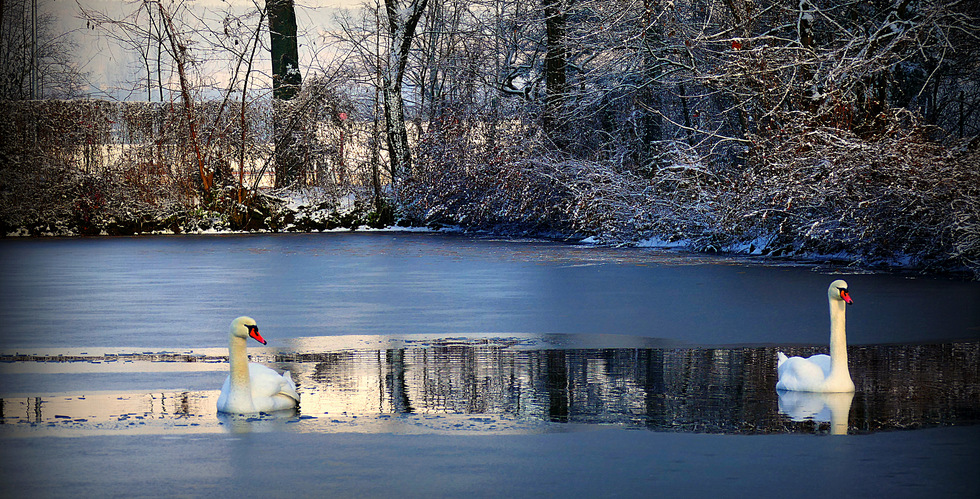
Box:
[247,325,266,345]
[840,289,853,305]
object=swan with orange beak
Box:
[776,280,856,393]
[217,316,300,414]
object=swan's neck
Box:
[227,336,253,410]
[828,299,849,377]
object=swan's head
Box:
[230,316,266,345]
[828,280,853,305]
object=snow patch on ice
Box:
[724,234,778,255]
[636,236,691,249]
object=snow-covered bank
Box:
[617,234,942,275]
[397,129,980,279]
[0,174,416,237]
[2,147,977,279]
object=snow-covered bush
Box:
[719,108,979,272]
[401,116,699,242]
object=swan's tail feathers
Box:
[777,351,788,367]
[281,371,301,404]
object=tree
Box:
[268,0,302,101]
[382,0,428,180]
[155,1,212,196]
[329,0,389,210]
[77,0,275,202]
[542,0,566,146]
[268,0,303,187]
[0,0,85,100]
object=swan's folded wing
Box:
[248,363,299,402]
[776,356,828,391]
[806,354,832,377]
[777,351,788,367]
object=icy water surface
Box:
[1,337,977,436]
[1,232,978,437]
[2,232,979,349]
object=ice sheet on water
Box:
[1,338,976,438]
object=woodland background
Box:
[1,0,978,276]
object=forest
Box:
[1,0,978,277]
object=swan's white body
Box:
[217,316,300,414]
[776,280,855,393]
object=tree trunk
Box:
[543,0,566,147]
[638,0,664,172]
[268,0,301,100]
[383,83,411,179]
[372,1,384,211]
[157,2,212,197]
[382,0,428,180]
[268,0,302,188]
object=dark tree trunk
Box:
[543,0,566,147]
[268,0,301,101]
[268,0,302,188]
[637,0,664,172]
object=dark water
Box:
[0,232,978,436]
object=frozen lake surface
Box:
[1,232,978,495]
[2,232,979,350]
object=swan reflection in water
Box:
[778,391,854,435]
[217,409,300,434]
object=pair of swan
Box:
[216,280,854,414]
[217,316,300,414]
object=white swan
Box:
[776,280,855,393]
[217,316,300,414]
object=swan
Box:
[217,316,300,414]
[776,280,855,393]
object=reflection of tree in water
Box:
[301,341,979,434]
[384,350,414,414]
[851,342,980,431]
[545,350,568,422]
[177,392,191,416]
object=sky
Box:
[47,0,362,100]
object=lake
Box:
[1,232,978,495]
[1,231,977,435]
[2,232,978,349]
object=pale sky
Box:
[48,0,364,100]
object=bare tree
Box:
[1,0,85,99]
[382,0,428,180]
[325,0,391,211]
